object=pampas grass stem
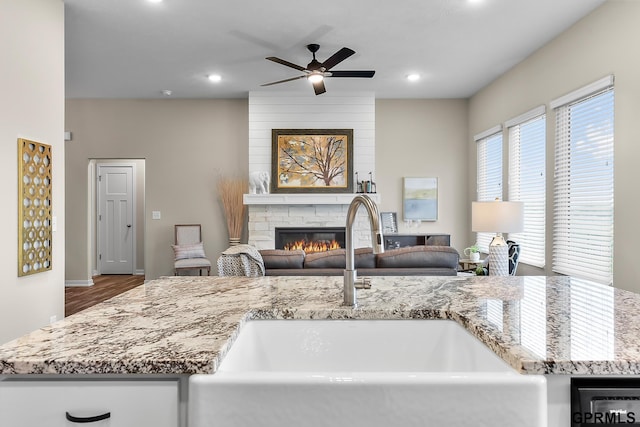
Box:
[217,177,247,239]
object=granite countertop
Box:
[0,275,638,375]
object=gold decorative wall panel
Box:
[18,138,52,276]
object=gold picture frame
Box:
[18,138,52,276]
[271,129,354,193]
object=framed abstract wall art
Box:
[271,129,353,193]
[403,177,438,221]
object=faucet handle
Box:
[354,277,372,290]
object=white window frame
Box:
[552,75,614,285]
[507,106,546,268]
[475,126,503,253]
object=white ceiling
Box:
[64,0,607,99]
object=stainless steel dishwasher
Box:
[572,378,640,425]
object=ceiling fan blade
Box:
[321,47,355,70]
[330,70,376,78]
[266,56,307,72]
[261,75,306,87]
[312,80,326,96]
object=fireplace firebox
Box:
[275,227,346,253]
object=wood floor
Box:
[65,275,145,317]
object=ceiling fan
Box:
[261,44,375,95]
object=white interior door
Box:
[98,165,134,274]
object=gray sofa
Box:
[259,246,460,276]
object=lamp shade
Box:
[472,201,524,233]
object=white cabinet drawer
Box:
[0,379,178,427]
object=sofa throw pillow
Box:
[258,249,305,269]
[172,242,206,260]
[304,248,375,269]
[304,249,347,269]
[376,246,459,269]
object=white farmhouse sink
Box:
[216,319,514,372]
[189,320,546,427]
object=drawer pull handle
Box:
[65,411,111,423]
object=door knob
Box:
[127,224,132,228]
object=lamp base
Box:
[488,234,509,276]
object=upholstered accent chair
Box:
[172,224,211,276]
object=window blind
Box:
[570,278,614,360]
[553,86,614,285]
[519,277,546,359]
[476,131,503,252]
[485,299,503,332]
[508,111,546,267]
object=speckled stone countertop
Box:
[0,275,638,375]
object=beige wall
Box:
[65,99,248,280]
[0,0,65,344]
[66,98,470,279]
[468,0,640,289]
[376,99,469,253]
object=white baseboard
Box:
[65,279,94,287]
[91,270,144,276]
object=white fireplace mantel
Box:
[243,193,381,206]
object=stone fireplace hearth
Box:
[244,194,381,250]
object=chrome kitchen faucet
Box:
[343,194,384,307]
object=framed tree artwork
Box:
[271,129,353,193]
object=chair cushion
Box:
[376,246,459,269]
[259,249,305,269]
[172,242,206,260]
[175,257,211,268]
[304,248,375,269]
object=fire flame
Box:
[283,239,341,253]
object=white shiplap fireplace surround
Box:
[245,91,378,250]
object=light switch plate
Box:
[152,211,161,220]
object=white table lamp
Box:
[472,200,524,276]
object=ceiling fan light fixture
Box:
[307,73,324,84]
[263,44,374,94]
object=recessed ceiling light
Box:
[407,74,420,82]
[161,89,172,96]
[147,0,163,3]
[208,74,222,83]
